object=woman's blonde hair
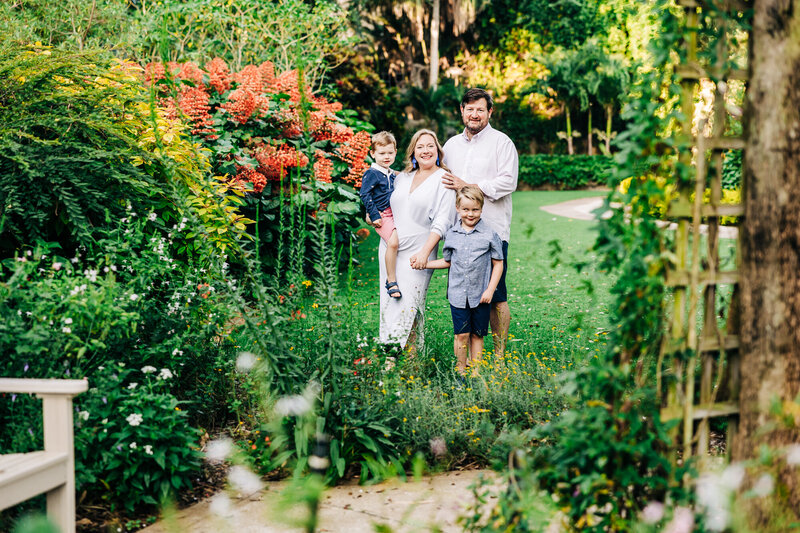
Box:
[402,129,449,173]
[456,185,484,208]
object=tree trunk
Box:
[587,104,593,155]
[565,106,574,155]
[429,0,440,90]
[733,0,800,523]
[605,103,613,155]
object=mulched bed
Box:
[76,460,228,532]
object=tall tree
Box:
[733,0,800,524]
[429,0,440,89]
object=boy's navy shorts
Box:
[451,302,491,337]
[491,241,509,303]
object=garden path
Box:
[540,196,738,238]
[142,469,493,533]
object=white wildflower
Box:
[129,442,138,450]
[148,212,157,222]
[126,413,144,426]
[205,438,233,463]
[209,493,233,517]
[228,465,263,494]
[752,473,774,497]
[130,293,139,301]
[236,352,256,372]
[64,318,73,324]
[786,444,800,466]
[158,368,173,380]
[275,395,311,417]
[85,269,98,282]
[720,463,746,490]
[144,445,153,455]
[141,366,157,374]
[640,502,665,524]
[62,327,72,334]
[664,507,694,533]
[78,411,90,421]
[127,382,138,389]
[52,262,62,270]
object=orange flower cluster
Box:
[178,61,204,86]
[313,151,333,183]
[235,167,268,193]
[223,88,259,124]
[205,58,231,94]
[177,87,216,139]
[254,144,310,181]
[142,59,372,189]
[336,130,372,185]
[144,62,166,85]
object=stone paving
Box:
[142,470,494,533]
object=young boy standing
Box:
[427,185,504,375]
[359,131,402,298]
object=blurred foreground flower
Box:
[236,352,257,372]
[205,437,233,463]
[228,465,263,494]
[356,228,370,241]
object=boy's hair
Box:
[456,185,484,208]
[371,131,397,151]
[461,88,493,111]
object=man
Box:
[442,88,518,357]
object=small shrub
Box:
[74,363,202,512]
[518,154,616,190]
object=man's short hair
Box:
[461,88,493,111]
[456,185,485,208]
[371,131,397,151]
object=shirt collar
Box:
[460,123,494,143]
[370,162,394,176]
[452,218,488,234]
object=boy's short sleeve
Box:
[490,231,503,260]
[442,233,454,262]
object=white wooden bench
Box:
[0,378,88,533]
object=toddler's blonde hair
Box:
[456,185,484,208]
[371,131,397,151]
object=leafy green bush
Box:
[722,149,742,190]
[0,43,162,254]
[518,154,615,190]
[75,363,202,511]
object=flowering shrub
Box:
[144,58,373,273]
[74,363,202,512]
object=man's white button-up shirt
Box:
[442,123,519,242]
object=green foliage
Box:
[0,43,161,254]
[518,154,615,189]
[74,363,202,512]
[135,0,350,84]
[722,149,742,190]
[0,0,135,51]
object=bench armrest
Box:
[0,378,88,396]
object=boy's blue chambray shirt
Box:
[442,218,504,308]
[359,163,395,222]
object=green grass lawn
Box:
[348,190,614,360]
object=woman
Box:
[377,129,456,353]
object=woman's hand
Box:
[410,252,428,270]
[480,289,494,304]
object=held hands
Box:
[409,252,427,270]
[480,289,494,304]
[442,172,467,191]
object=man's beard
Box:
[464,120,486,135]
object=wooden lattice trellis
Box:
[659,0,749,467]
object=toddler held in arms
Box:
[359,131,402,298]
[426,185,504,375]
